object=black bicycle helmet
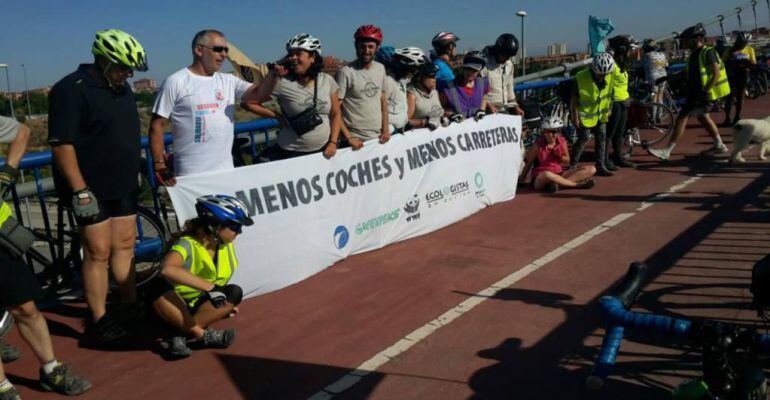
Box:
[735,31,751,46]
[462,51,486,71]
[432,32,460,49]
[642,39,657,53]
[679,24,706,39]
[492,33,519,57]
[608,35,634,51]
[417,61,439,77]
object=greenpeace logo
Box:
[355,209,400,235]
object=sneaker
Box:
[0,310,13,339]
[202,328,235,349]
[613,158,637,168]
[545,182,559,193]
[39,363,92,396]
[701,143,728,155]
[159,336,192,359]
[0,386,20,400]
[604,159,618,171]
[647,147,671,161]
[576,179,595,189]
[0,340,20,363]
[595,167,614,177]
[86,314,129,346]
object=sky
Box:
[0,0,764,90]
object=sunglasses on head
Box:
[201,45,229,54]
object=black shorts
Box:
[0,248,42,308]
[77,192,138,226]
[143,277,204,313]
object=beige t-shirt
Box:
[336,61,386,140]
[273,73,338,152]
[408,86,443,126]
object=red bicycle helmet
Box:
[354,25,383,43]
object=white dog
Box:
[730,116,770,162]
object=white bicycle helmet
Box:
[541,116,564,130]
[591,52,615,75]
[286,33,322,55]
[394,47,426,67]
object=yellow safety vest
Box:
[685,45,731,101]
[0,202,12,227]
[611,65,630,102]
[170,236,238,307]
[576,69,612,128]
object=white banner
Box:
[168,114,522,298]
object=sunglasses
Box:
[201,45,229,54]
[222,223,242,234]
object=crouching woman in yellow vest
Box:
[145,194,253,359]
[570,52,616,176]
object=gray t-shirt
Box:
[336,61,386,140]
[408,86,443,126]
[0,116,20,144]
[383,75,408,130]
[274,73,339,152]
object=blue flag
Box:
[589,15,615,55]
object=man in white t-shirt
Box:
[150,30,259,184]
[481,33,524,116]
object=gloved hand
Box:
[154,164,176,186]
[72,188,99,220]
[0,164,19,201]
[206,285,227,308]
[425,117,438,131]
[449,113,464,124]
[473,110,486,121]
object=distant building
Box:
[547,43,568,56]
[133,78,157,93]
[526,52,588,68]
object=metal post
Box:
[21,64,32,117]
[718,15,725,36]
[516,11,527,77]
[0,65,15,119]
[752,0,759,32]
[736,7,743,30]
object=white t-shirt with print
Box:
[153,68,251,176]
[383,75,408,131]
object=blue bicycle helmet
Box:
[376,45,396,66]
[195,194,254,227]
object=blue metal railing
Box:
[4,118,279,244]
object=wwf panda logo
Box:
[404,195,421,222]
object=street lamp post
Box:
[21,64,32,117]
[516,10,527,77]
[0,64,15,119]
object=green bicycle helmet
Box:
[92,29,148,71]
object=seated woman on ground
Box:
[244,33,342,161]
[438,51,496,123]
[407,62,446,131]
[144,194,254,359]
[519,116,596,193]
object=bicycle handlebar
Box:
[587,262,770,394]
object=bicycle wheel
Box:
[627,102,674,147]
[747,75,762,99]
[132,206,168,287]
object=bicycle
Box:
[25,200,168,299]
[587,262,769,399]
[747,67,768,100]
[624,80,676,156]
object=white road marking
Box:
[309,175,703,399]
